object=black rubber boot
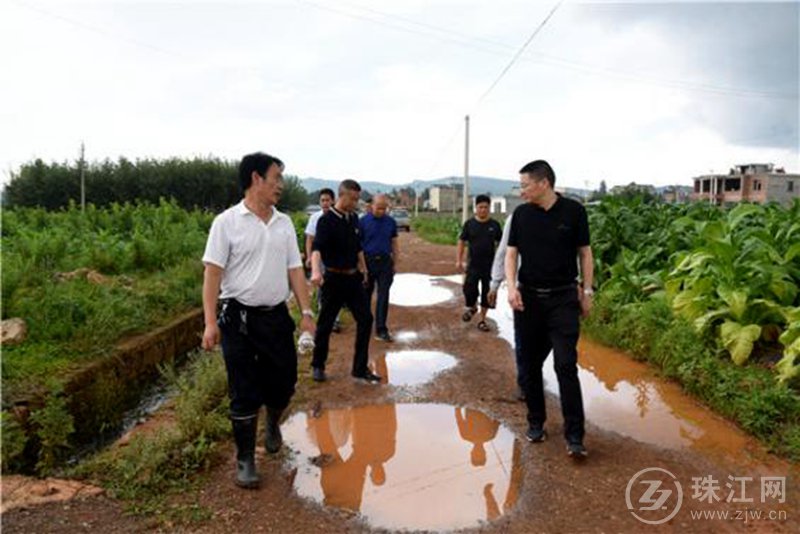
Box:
[231,415,261,489]
[265,407,284,454]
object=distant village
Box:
[305,162,800,215]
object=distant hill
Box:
[300,175,519,197]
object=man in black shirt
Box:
[456,194,502,332]
[505,160,594,459]
[311,180,381,384]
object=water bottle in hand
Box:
[298,331,315,355]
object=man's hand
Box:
[580,293,593,318]
[304,257,312,269]
[202,323,220,351]
[300,315,316,336]
[509,288,524,312]
[310,271,323,288]
[455,260,464,272]
[487,289,498,308]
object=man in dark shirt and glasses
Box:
[505,160,594,459]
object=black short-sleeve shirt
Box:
[459,217,503,272]
[312,207,362,270]
[507,195,590,288]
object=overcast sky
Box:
[2,0,798,189]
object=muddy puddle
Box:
[283,403,522,531]
[389,274,456,306]
[487,286,780,467]
[392,330,420,343]
[374,350,457,387]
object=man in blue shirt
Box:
[359,194,400,342]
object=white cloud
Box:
[1,0,797,190]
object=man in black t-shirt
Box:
[310,179,381,385]
[506,160,594,459]
[456,194,502,332]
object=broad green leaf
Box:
[717,287,747,321]
[673,251,713,273]
[728,203,763,230]
[720,321,762,365]
[775,336,800,383]
[781,307,800,324]
[693,307,730,332]
[779,322,800,347]
[785,242,800,263]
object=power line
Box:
[301,0,797,101]
[472,1,564,111]
[12,0,190,60]
[422,2,563,179]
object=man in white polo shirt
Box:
[202,152,316,489]
[304,188,342,333]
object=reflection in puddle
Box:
[284,404,522,531]
[375,350,457,387]
[389,274,455,306]
[486,286,767,462]
[392,330,419,343]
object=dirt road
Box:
[4,232,796,533]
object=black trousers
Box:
[218,300,297,418]
[514,287,585,442]
[365,255,394,335]
[313,272,373,375]
[463,267,492,309]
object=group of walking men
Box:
[201,152,593,489]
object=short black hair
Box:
[319,188,335,200]
[239,152,284,192]
[475,194,491,206]
[519,160,555,188]
[339,179,361,194]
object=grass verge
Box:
[68,351,228,525]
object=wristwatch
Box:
[582,288,594,296]
[301,309,314,318]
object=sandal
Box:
[477,320,490,332]
[462,307,477,322]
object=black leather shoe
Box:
[374,331,394,342]
[567,441,588,458]
[352,371,382,384]
[265,408,284,454]
[525,426,547,443]
[312,367,327,382]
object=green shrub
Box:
[30,392,75,473]
[72,352,228,520]
[1,412,28,471]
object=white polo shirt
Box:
[202,202,302,307]
[304,210,323,237]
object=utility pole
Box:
[462,115,470,224]
[79,141,86,211]
[414,185,419,217]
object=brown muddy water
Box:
[374,350,458,387]
[484,284,783,468]
[283,404,522,531]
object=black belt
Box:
[520,283,577,295]
[325,267,359,275]
[220,298,285,313]
[366,254,391,260]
